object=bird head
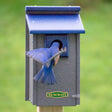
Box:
[50,40,63,50]
[49,40,63,66]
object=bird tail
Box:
[33,65,44,81]
[33,64,56,85]
[42,66,56,85]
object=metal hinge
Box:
[72,94,80,98]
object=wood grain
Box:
[37,106,63,112]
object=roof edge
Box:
[25,6,81,12]
[29,30,85,34]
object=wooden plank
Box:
[37,107,63,112]
[32,34,38,105]
[29,34,33,103]
[76,34,80,105]
[25,21,29,101]
[29,34,38,105]
[36,34,76,106]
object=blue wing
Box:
[26,48,51,64]
[26,42,66,66]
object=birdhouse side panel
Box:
[25,22,30,101]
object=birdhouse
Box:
[25,6,85,106]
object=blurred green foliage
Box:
[0,0,112,112]
[103,0,112,2]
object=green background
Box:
[0,0,112,112]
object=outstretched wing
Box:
[26,48,50,64]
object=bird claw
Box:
[60,47,67,53]
[45,62,50,68]
[44,47,67,67]
[63,47,67,52]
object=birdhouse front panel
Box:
[31,34,79,106]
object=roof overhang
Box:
[25,6,85,34]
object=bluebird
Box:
[26,40,66,85]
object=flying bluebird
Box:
[26,40,66,85]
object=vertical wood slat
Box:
[29,34,33,103]
[37,107,63,112]
[32,34,38,105]
[29,34,38,105]
[25,21,30,101]
[76,34,80,104]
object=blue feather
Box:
[33,65,44,81]
[42,60,56,85]
[26,42,60,85]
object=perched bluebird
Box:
[26,40,66,85]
